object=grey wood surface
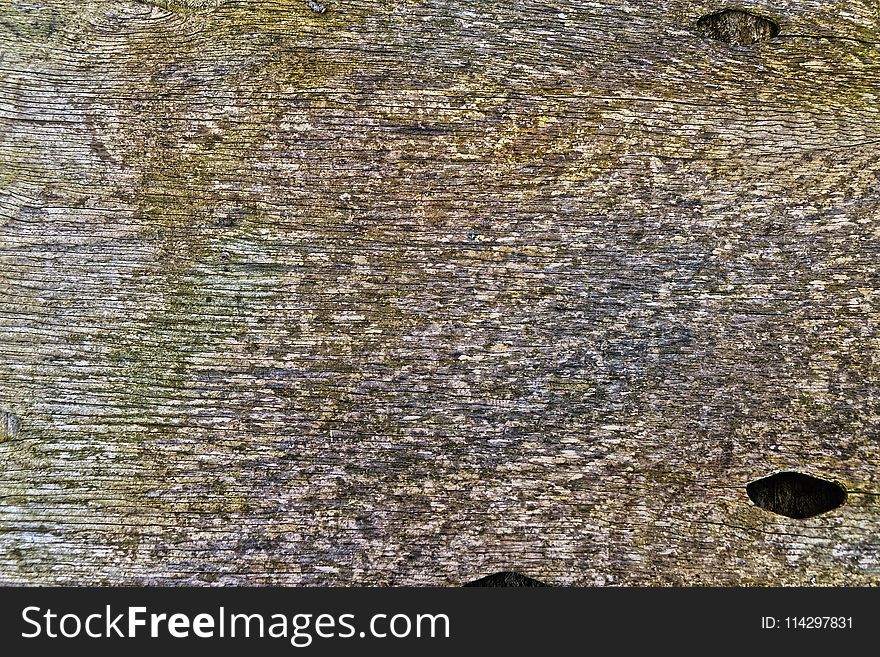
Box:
[1,0,878,585]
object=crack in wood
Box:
[779,33,880,46]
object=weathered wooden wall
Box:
[0,0,878,585]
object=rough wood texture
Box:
[1,0,879,586]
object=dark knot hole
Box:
[746,471,847,519]
[463,572,547,587]
[697,9,780,46]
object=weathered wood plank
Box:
[1,0,878,585]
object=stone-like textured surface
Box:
[0,0,879,585]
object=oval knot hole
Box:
[746,472,846,519]
[696,9,780,45]
[464,571,547,587]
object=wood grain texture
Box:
[1,0,879,585]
